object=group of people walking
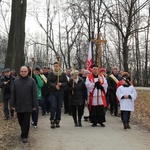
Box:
[0,62,137,143]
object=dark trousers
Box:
[41,95,50,114]
[50,92,64,121]
[109,93,118,116]
[32,101,41,126]
[121,111,131,124]
[3,96,10,118]
[70,104,84,123]
[17,112,31,139]
[63,91,69,113]
[32,108,39,126]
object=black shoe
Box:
[10,111,14,117]
[92,123,97,127]
[56,124,60,128]
[84,116,89,121]
[55,120,60,128]
[42,113,46,116]
[51,120,55,129]
[127,124,131,129]
[68,112,72,116]
[124,123,128,129]
[100,123,105,127]
[4,116,9,120]
[21,138,28,143]
[78,122,82,127]
[47,110,50,113]
[74,123,78,127]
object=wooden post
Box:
[91,33,107,73]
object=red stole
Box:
[88,74,107,111]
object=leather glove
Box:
[95,81,100,88]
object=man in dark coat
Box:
[41,66,51,116]
[107,66,122,117]
[0,68,15,120]
[10,66,38,143]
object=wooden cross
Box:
[91,33,107,73]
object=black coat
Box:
[0,75,15,99]
[10,76,38,112]
[41,73,50,96]
[47,71,68,92]
[68,77,87,105]
[107,73,122,93]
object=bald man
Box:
[11,66,38,143]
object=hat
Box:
[4,68,10,72]
[70,70,79,75]
[90,64,98,68]
[100,68,106,73]
[84,70,90,76]
[122,72,129,78]
[122,72,130,81]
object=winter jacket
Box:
[47,71,68,92]
[10,76,38,112]
[33,74,44,100]
[68,77,87,105]
[107,73,122,93]
[41,73,50,96]
[0,75,15,98]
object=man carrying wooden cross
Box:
[85,34,108,127]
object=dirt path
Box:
[12,109,150,150]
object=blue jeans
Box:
[50,92,64,121]
[32,100,42,126]
[3,95,10,118]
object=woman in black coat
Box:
[68,70,87,127]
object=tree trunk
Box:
[122,39,128,72]
[5,0,26,73]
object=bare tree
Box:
[103,0,149,72]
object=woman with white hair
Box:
[68,70,87,127]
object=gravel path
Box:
[12,108,150,150]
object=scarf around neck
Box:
[73,76,79,83]
[53,69,63,76]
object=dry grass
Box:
[0,103,19,150]
[131,90,150,132]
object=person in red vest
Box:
[85,64,107,127]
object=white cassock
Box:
[116,85,137,111]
